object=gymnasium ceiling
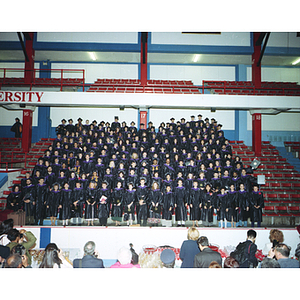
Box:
[0,32,300,67]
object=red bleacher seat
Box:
[276,206,290,216]
[288,206,300,216]
[263,206,277,216]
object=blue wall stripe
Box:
[39,228,51,248]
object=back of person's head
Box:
[197,236,209,247]
[45,243,59,251]
[11,244,26,256]
[7,229,20,242]
[39,248,62,268]
[224,256,239,268]
[275,243,290,258]
[160,249,176,268]
[209,261,222,268]
[117,247,132,265]
[84,241,96,256]
[269,229,284,243]
[260,257,281,268]
[247,229,257,240]
[5,253,22,268]
[187,227,200,241]
[0,219,14,235]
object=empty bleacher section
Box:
[87,79,201,94]
[231,140,300,225]
[203,80,300,96]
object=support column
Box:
[252,32,261,88]
[22,109,33,153]
[24,32,35,85]
[252,113,262,156]
[139,110,148,128]
[36,61,52,141]
[140,32,148,86]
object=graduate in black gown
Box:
[216,187,228,228]
[22,178,36,225]
[6,185,22,212]
[236,183,250,227]
[71,181,85,225]
[111,181,124,226]
[85,181,98,226]
[174,179,188,227]
[189,180,201,227]
[123,182,136,226]
[148,181,162,226]
[249,184,264,227]
[59,182,73,226]
[98,181,111,226]
[201,183,215,226]
[161,184,174,226]
[136,178,149,226]
[227,183,238,228]
[35,177,48,226]
[46,182,61,226]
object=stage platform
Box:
[14,225,300,267]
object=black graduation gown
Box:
[46,190,61,217]
[201,191,215,223]
[162,191,174,220]
[189,187,201,221]
[60,188,73,220]
[6,191,22,211]
[72,187,85,218]
[149,189,162,219]
[236,190,250,221]
[123,189,136,221]
[85,187,98,220]
[111,188,124,220]
[216,193,228,221]
[174,186,188,221]
[82,159,94,175]
[45,172,57,189]
[97,188,111,220]
[136,185,149,222]
[35,183,48,223]
[250,190,264,223]
[22,184,36,219]
[227,190,238,222]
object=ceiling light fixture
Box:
[193,54,201,62]
[89,52,97,61]
[292,58,300,65]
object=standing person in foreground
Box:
[193,236,222,268]
[230,229,258,268]
[179,227,200,268]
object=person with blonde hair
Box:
[179,227,200,268]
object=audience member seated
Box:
[160,249,176,268]
[223,256,239,268]
[5,253,22,268]
[73,241,104,268]
[40,243,72,268]
[110,247,141,268]
[11,244,31,268]
[262,229,284,256]
[269,243,299,268]
[259,257,281,268]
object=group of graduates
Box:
[6,114,264,227]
